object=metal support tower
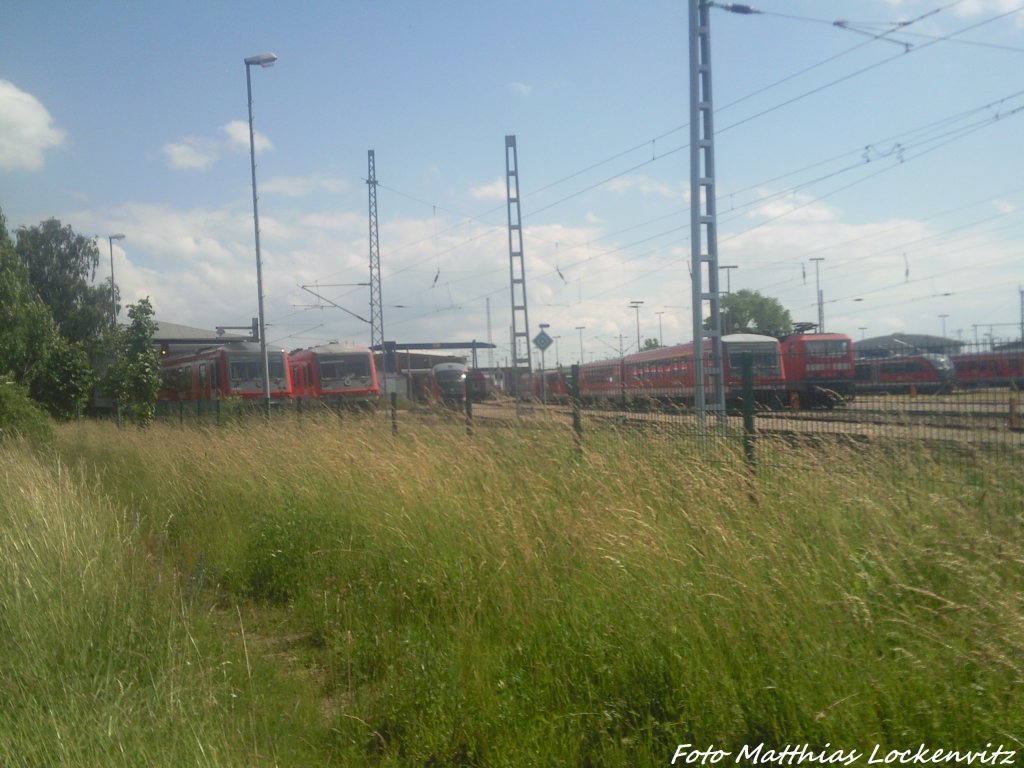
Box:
[486,297,494,370]
[505,135,532,389]
[367,150,385,371]
[689,0,726,426]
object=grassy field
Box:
[1,414,1022,766]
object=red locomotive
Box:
[159,341,293,404]
[951,350,1024,389]
[780,332,855,408]
[579,333,786,407]
[289,343,379,409]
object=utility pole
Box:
[655,311,665,347]
[719,264,737,294]
[367,150,385,372]
[575,325,586,364]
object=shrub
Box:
[0,377,54,448]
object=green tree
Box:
[717,289,792,336]
[27,335,95,420]
[0,209,58,384]
[641,337,660,351]
[15,218,113,350]
[103,297,160,426]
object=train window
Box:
[229,361,261,381]
[320,356,371,379]
[805,339,849,357]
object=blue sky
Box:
[2,0,1023,365]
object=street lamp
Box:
[245,51,277,417]
[655,311,665,347]
[107,233,125,326]
[629,300,644,352]
[939,313,949,339]
[575,326,586,364]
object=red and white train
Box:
[951,350,1024,389]
[289,343,379,409]
[578,333,786,408]
[158,341,293,404]
[854,354,954,394]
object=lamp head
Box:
[245,53,278,68]
[109,233,125,241]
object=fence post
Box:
[742,352,756,470]
[571,364,583,455]
[391,391,398,436]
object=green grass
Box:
[2,414,1021,766]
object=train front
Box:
[431,363,468,406]
[225,343,292,402]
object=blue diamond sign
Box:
[533,329,553,352]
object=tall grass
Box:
[6,416,1022,765]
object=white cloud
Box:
[221,120,272,153]
[508,82,532,97]
[161,120,272,172]
[161,137,219,170]
[261,174,348,198]
[0,80,66,171]
[469,177,507,201]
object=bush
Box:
[0,378,54,448]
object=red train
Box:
[431,362,468,406]
[289,343,379,409]
[579,333,786,408]
[521,369,571,403]
[780,332,856,408]
[853,354,954,394]
[951,350,1024,389]
[158,341,293,404]
[466,369,496,402]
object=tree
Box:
[103,298,160,426]
[15,218,113,351]
[641,337,661,351]
[27,335,95,420]
[0,209,58,384]
[717,289,792,337]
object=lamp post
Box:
[575,326,585,364]
[630,300,644,352]
[939,313,949,339]
[655,311,665,347]
[809,257,825,332]
[245,51,277,417]
[106,233,125,326]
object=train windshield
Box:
[319,355,371,381]
[436,370,466,383]
[804,339,849,357]
[727,348,781,376]
[229,357,285,382]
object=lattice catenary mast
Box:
[367,150,385,372]
[505,135,532,389]
[689,0,726,426]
